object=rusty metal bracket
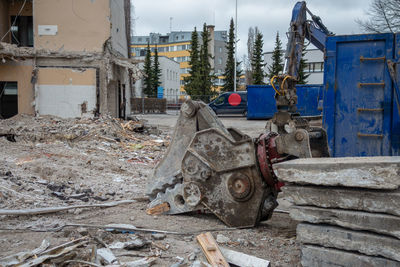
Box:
[357,108,384,112]
[357,133,384,138]
[357,82,385,88]
[360,56,385,62]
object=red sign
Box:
[228,93,241,106]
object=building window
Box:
[304,62,324,73]
[0,82,18,119]
[181,35,184,40]
[219,47,222,53]
[10,16,33,47]
[146,38,149,42]
[138,37,142,42]
[218,58,222,65]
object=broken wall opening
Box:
[0,0,33,46]
[0,81,18,119]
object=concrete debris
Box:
[291,206,400,239]
[275,156,400,190]
[297,223,400,262]
[283,185,400,216]
[278,156,400,266]
[97,247,118,264]
[301,245,400,267]
[151,233,166,240]
[124,236,149,250]
[216,234,231,244]
[220,247,271,267]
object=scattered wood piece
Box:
[19,238,89,267]
[0,200,136,216]
[220,247,271,267]
[98,135,119,143]
[64,223,182,235]
[0,239,50,266]
[152,241,169,251]
[64,260,101,267]
[196,232,229,267]
[122,256,157,266]
[146,202,170,215]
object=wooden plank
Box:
[146,202,170,215]
[196,232,229,267]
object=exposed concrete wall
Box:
[34,0,111,52]
[0,62,34,115]
[36,67,97,118]
[0,0,10,43]
[107,80,118,117]
[110,0,128,57]
[8,0,33,16]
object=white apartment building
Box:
[134,56,180,100]
[264,49,324,84]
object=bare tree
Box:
[356,0,400,33]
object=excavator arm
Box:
[146,1,331,227]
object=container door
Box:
[323,34,394,157]
[392,34,400,155]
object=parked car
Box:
[208,91,247,116]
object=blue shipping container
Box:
[247,84,323,119]
[323,33,400,157]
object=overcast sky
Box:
[131,0,372,57]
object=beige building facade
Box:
[0,0,139,119]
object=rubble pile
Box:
[275,157,400,266]
[0,114,169,212]
[0,227,172,266]
[0,114,157,143]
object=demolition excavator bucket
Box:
[146,100,278,227]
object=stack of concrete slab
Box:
[274,156,400,267]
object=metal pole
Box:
[234,0,237,92]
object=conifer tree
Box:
[152,45,162,96]
[198,23,215,101]
[222,18,241,92]
[297,47,310,84]
[251,31,265,85]
[142,42,153,96]
[267,32,284,80]
[184,27,201,97]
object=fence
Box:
[131,97,166,114]
[131,94,216,114]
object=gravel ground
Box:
[0,114,300,266]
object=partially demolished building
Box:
[0,0,140,119]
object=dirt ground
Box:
[0,113,300,266]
